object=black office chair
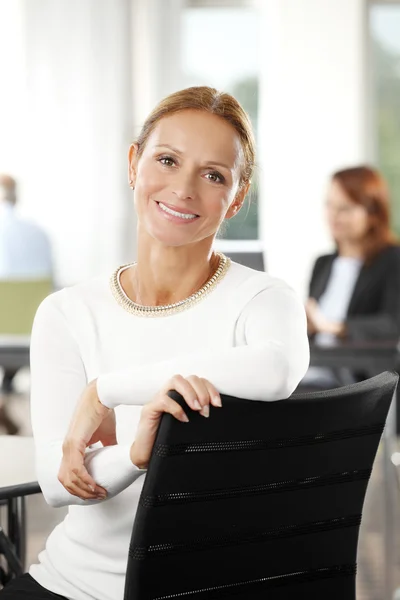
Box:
[124,371,397,600]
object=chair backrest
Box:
[124,371,398,600]
[0,279,52,335]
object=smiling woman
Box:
[1,87,309,600]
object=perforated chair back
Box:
[124,371,398,600]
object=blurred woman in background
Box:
[302,165,400,389]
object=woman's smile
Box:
[154,199,200,224]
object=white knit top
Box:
[29,260,309,600]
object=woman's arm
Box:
[30,295,145,508]
[96,284,310,408]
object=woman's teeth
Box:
[158,202,197,220]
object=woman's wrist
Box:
[319,321,346,337]
[89,380,111,417]
[129,443,148,470]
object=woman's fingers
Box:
[64,478,106,501]
[203,379,222,408]
[162,375,222,418]
[163,375,203,412]
[59,442,106,500]
[184,375,222,414]
[58,466,101,500]
[184,375,209,417]
[61,471,105,500]
[159,396,190,423]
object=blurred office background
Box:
[0,1,400,598]
[1,0,399,296]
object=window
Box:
[180,1,260,241]
[369,2,400,234]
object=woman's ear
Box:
[128,143,139,189]
[225,181,251,220]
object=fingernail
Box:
[213,396,222,407]
[180,414,189,423]
[97,494,107,500]
[89,485,95,492]
[199,405,209,418]
[193,400,202,410]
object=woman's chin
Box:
[146,222,197,247]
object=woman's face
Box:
[325,179,369,244]
[129,110,248,248]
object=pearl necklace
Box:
[110,252,231,317]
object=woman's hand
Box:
[58,380,113,501]
[305,298,346,337]
[130,374,222,469]
[305,298,318,335]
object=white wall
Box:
[259,0,367,297]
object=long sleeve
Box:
[97,284,310,408]
[30,295,145,508]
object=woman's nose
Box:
[172,171,197,201]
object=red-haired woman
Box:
[303,165,400,388]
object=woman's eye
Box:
[206,171,224,184]
[158,156,175,167]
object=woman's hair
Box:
[135,86,255,188]
[332,165,398,263]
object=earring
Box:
[129,179,134,190]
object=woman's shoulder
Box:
[228,260,288,288]
[223,262,305,329]
[378,244,400,263]
[34,272,113,324]
[226,261,300,307]
[312,252,336,268]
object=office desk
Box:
[310,341,400,600]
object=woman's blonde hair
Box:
[135,86,255,188]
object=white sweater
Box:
[29,260,309,600]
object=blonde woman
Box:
[1,87,309,600]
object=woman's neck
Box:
[337,241,364,259]
[121,239,219,307]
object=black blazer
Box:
[309,245,400,342]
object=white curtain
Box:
[0,0,136,286]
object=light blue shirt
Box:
[303,255,362,387]
[0,202,53,279]
[315,256,362,346]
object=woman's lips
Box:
[154,200,200,223]
[156,200,199,216]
